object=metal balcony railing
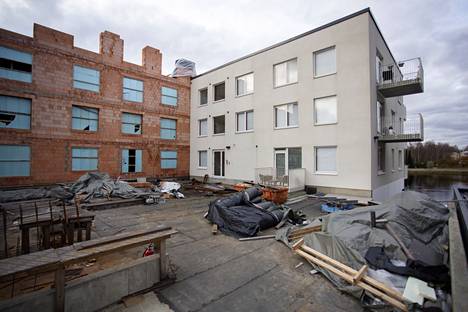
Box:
[378,58,424,97]
[377,113,424,142]
[254,167,305,192]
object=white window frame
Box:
[314,146,337,175]
[236,110,254,133]
[273,58,298,88]
[314,95,337,126]
[199,88,208,106]
[313,46,336,78]
[198,118,208,137]
[213,81,225,102]
[235,72,254,96]
[198,150,208,169]
[274,102,298,129]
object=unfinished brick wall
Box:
[0,24,191,187]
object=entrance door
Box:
[213,150,225,177]
[275,149,286,177]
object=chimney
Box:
[142,46,162,75]
[99,31,123,63]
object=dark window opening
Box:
[0,58,32,73]
[214,82,225,101]
[213,115,225,134]
[128,149,136,172]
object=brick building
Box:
[0,24,190,187]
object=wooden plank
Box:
[212,224,218,235]
[295,249,407,311]
[238,235,275,241]
[54,263,65,312]
[159,239,167,280]
[353,265,368,285]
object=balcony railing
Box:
[377,113,424,143]
[255,167,305,192]
[378,58,424,97]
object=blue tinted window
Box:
[72,106,98,131]
[161,150,177,169]
[121,112,142,134]
[123,77,143,102]
[121,149,142,173]
[0,46,32,83]
[0,145,30,177]
[72,147,98,171]
[73,65,100,92]
[160,118,176,140]
[0,95,31,129]
[161,87,178,106]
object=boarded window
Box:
[121,113,142,134]
[122,149,142,173]
[198,119,207,136]
[72,106,98,131]
[236,73,254,96]
[123,77,143,102]
[275,103,298,128]
[0,95,31,129]
[198,150,207,168]
[213,82,225,101]
[0,145,30,177]
[160,118,176,140]
[199,88,208,105]
[161,151,177,169]
[73,65,100,92]
[314,47,336,77]
[274,59,297,87]
[213,115,225,134]
[0,45,32,83]
[161,87,178,106]
[72,147,98,171]
[315,146,337,173]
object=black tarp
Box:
[206,187,284,238]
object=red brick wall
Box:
[0,24,191,187]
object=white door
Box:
[213,150,225,177]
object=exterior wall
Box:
[368,17,407,198]
[0,24,190,187]
[190,13,373,193]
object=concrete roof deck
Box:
[91,190,363,312]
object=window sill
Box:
[274,125,299,130]
[398,168,402,171]
[274,81,298,89]
[236,130,254,134]
[213,99,225,104]
[121,132,142,136]
[377,170,386,176]
[198,167,207,170]
[199,104,208,108]
[212,133,225,136]
[123,99,143,104]
[198,135,208,138]
[314,72,336,79]
[314,122,337,126]
[392,169,396,173]
[161,103,178,108]
[314,171,338,176]
[160,138,176,141]
[235,92,253,98]
[73,87,100,93]
[71,129,98,134]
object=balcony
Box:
[255,167,305,192]
[378,58,424,97]
[377,114,424,143]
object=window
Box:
[236,110,254,132]
[73,65,100,92]
[161,87,178,106]
[160,118,176,140]
[198,118,208,136]
[398,150,403,170]
[314,96,337,125]
[377,101,384,134]
[315,146,337,174]
[199,88,208,105]
[314,46,336,77]
[198,150,207,168]
[72,106,98,131]
[0,95,31,130]
[376,55,382,84]
[123,77,143,102]
[121,113,142,134]
[378,143,385,173]
[392,148,395,171]
[236,73,254,96]
[0,46,32,83]
[72,147,98,171]
[213,82,225,101]
[161,151,177,169]
[0,145,30,177]
[274,59,297,87]
[122,149,142,173]
[275,103,298,128]
[288,147,302,169]
[213,115,225,134]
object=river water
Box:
[406,173,468,201]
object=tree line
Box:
[406,141,468,168]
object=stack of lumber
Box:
[287,225,321,241]
[293,239,408,311]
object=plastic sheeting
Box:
[171,59,196,77]
[206,187,284,238]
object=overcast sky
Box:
[1,0,467,147]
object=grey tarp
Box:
[278,191,449,298]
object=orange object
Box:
[262,187,288,204]
[233,183,251,192]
